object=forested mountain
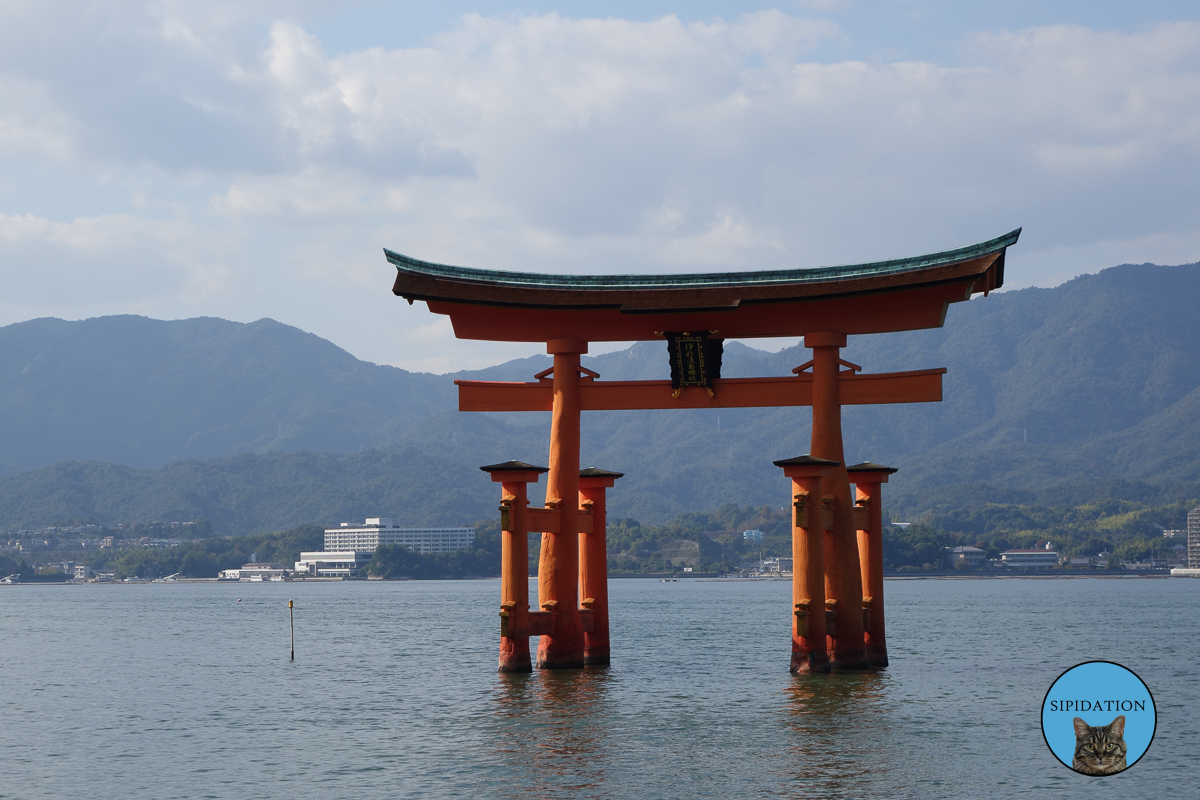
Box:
[0,315,453,473]
[1,260,1198,533]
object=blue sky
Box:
[1,1,1198,370]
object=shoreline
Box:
[4,572,1191,586]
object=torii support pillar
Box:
[774,455,839,674]
[538,337,587,669]
[579,467,623,667]
[848,462,898,669]
[805,331,869,670]
[481,460,550,673]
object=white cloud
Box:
[0,8,1198,368]
[0,212,239,312]
[0,74,80,162]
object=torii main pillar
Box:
[806,331,869,670]
[537,337,588,669]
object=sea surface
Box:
[1,577,1196,799]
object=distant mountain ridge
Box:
[0,315,453,473]
[2,260,1198,532]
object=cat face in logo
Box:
[1071,715,1127,776]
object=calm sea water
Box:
[1,577,1196,799]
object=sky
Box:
[1,1,1198,372]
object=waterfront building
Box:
[999,547,1059,568]
[1189,507,1200,568]
[946,546,986,567]
[293,551,373,578]
[74,565,91,580]
[227,562,288,581]
[324,518,475,554]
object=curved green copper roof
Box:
[385,228,1020,290]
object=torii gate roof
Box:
[388,228,1019,342]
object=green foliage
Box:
[0,551,30,577]
[600,503,775,574]
[879,494,1193,568]
[86,525,323,579]
[883,524,951,570]
[367,518,500,579]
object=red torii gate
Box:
[387,229,1019,673]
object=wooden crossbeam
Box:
[455,368,945,412]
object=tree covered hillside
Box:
[0,315,452,473]
[1,260,1198,529]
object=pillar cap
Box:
[580,467,624,479]
[481,461,549,483]
[773,454,840,479]
[481,460,550,473]
[580,466,622,489]
[847,461,898,484]
[773,455,841,468]
[847,461,898,474]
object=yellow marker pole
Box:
[289,599,295,661]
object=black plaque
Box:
[664,331,723,396]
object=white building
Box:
[743,529,764,543]
[324,518,475,554]
[293,551,373,578]
[224,562,288,581]
[1000,547,1059,568]
[1188,507,1200,569]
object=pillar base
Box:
[499,640,532,673]
[583,647,610,667]
[790,650,830,674]
[828,644,871,671]
[867,647,889,668]
[499,658,532,673]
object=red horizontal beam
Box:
[456,369,944,412]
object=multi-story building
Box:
[1188,507,1200,569]
[1000,547,1059,568]
[324,518,475,555]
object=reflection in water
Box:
[777,672,895,798]
[491,669,613,800]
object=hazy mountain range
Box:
[2,260,1198,533]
